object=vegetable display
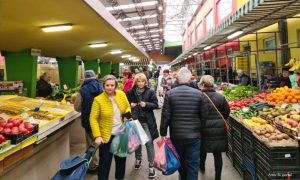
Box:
[223,86,259,101]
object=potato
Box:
[265,133,271,138]
[283,134,289,140]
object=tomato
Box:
[5,122,14,128]
[0,127,3,133]
[13,119,23,127]
[0,135,5,143]
[11,127,19,134]
[25,123,34,131]
[3,128,11,134]
[0,121,6,127]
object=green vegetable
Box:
[223,86,259,101]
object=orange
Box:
[287,96,293,100]
[284,99,290,103]
[291,99,297,103]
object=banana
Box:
[285,58,296,67]
[290,60,299,71]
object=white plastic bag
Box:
[129,120,150,145]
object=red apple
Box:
[13,119,23,127]
[0,135,5,143]
[3,128,11,134]
[5,122,14,128]
[25,123,34,131]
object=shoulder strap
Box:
[203,92,229,129]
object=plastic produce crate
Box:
[243,156,256,180]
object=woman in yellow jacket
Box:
[90,75,131,180]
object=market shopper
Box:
[160,67,205,180]
[279,68,292,88]
[161,69,173,95]
[36,72,52,98]
[90,75,131,180]
[122,69,134,94]
[237,69,250,86]
[126,73,159,179]
[198,75,230,180]
[75,70,103,172]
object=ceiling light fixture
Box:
[227,31,243,40]
[120,63,124,66]
[110,50,122,54]
[158,6,163,11]
[129,57,136,60]
[184,58,187,60]
[133,59,139,62]
[121,55,131,58]
[193,52,198,56]
[89,42,107,48]
[41,24,72,32]
[107,1,158,11]
[204,46,212,50]
[188,55,192,58]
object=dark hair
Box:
[163,69,170,73]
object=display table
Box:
[0,95,82,179]
[0,112,81,179]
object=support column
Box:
[99,62,111,78]
[278,19,290,66]
[57,56,78,89]
[84,60,99,75]
[4,50,37,97]
[111,64,120,77]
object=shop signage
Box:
[31,48,41,56]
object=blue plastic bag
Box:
[163,138,180,175]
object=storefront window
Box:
[218,0,232,21]
[197,22,203,40]
[264,37,276,53]
[206,10,214,31]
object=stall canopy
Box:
[170,0,300,66]
[0,0,148,62]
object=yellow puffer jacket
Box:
[89,90,131,143]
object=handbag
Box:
[203,92,229,130]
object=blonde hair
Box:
[133,73,148,87]
[199,75,214,87]
[102,75,118,89]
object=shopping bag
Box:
[163,138,180,176]
[157,96,164,108]
[127,122,141,154]
[153,139,167,172]
[129,120,150,145]
[110,123,129,157]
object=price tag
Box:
[285,154,291,158]
[292,104,300,111]
[29,117,35,123]
[281,103,288,109]
[21,113,29,119]
[63,84,68,90]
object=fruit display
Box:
[228,98,256,111]
[222,86,259,101]
[252,92,268,102]
[0,118,35,135]
[243,117,270,130]
[232,108,257,119]
[284,58,300,71]
[0,106,22,115]
[266,87,300,105]
[258,105,293,124]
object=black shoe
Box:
[135,159,142,170]
[148,167,156,179]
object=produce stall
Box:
[0,95,80,179]
[223,86,300,180]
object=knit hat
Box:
[84,70,96,79]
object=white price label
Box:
[285,154,291,158]
[21,113,29,119]
[29,117,35,123]
[281,103,288,109]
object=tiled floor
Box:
[70,109,242,180]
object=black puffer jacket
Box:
[160,84,205,139]
[127,86,159,140]
[201,89,230,153]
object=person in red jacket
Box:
[122,69,134,93]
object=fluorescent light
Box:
[158,6,163,11]
[118,14,158,22]
[126,23,159,30]
[89,43,107,48]
[120,63,124,66]
[133,59,139,62]
[227,31,243,39]
[129,57,136,60]
[204,46,211,50]
[188,55,192,58]
[41,24,72,32]
[121,55,131,58]
[193,52,198,55]
[110,50,122,54]
[133,29,161,35]
[107,1,158,11]
[184,58,187,60]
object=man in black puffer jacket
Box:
[160,67,205,180]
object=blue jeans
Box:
[171,138,201,180]
[98,136,126,180]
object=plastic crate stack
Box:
[226,117,300,180]
[254,140,299,180]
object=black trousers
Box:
[98,136,126,180]
[200,150,223,180]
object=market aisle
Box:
[71,109,242,180]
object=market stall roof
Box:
[169,0,300,66]
[0,0,148,62]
